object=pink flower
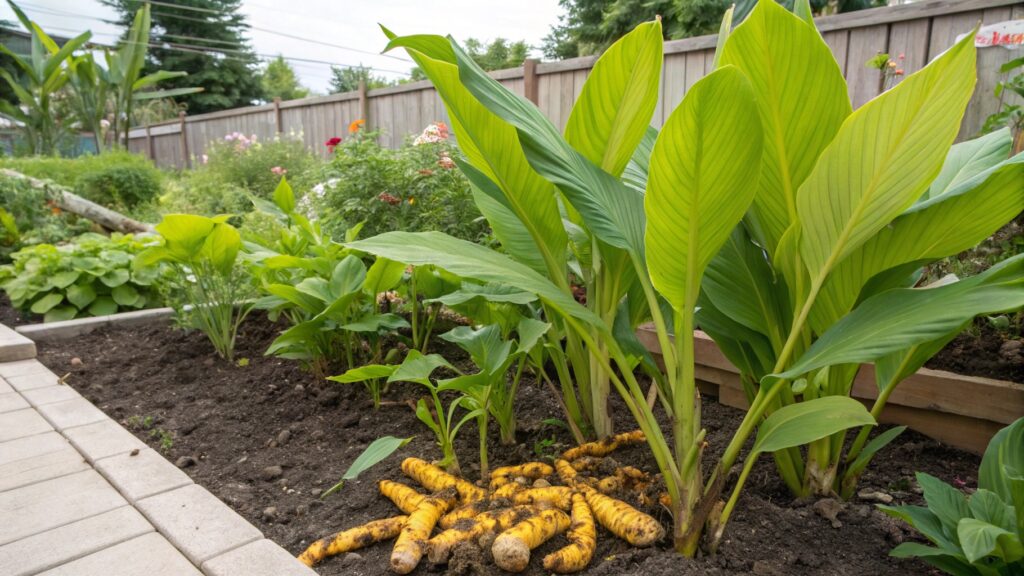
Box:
[413,122,450,146]
[271,166,287,176]
[200,154,208,164]
[898,53,905,60]
[437,154,455,169]
[895,69,904,76]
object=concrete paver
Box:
[0,378,11,394]
[0,431,69,465]
[63,418,146,463]
[35,396,109,430]
[37,532,203,576]
[0,506,153,576]
[0,360,46,378]
[0,443,90,492]
[0,408,53,443]
[202,539,318,576]
[0,469,126,545]
[21,384,81,407]
[137,484,262,564]
[5,370,60,391]
[96,447,192,502]
[0,392,29,413]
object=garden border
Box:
[636,325,1024,454]
[15,308,175,344]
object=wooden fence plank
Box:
[846,24,891,108]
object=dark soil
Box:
[37,315,982,576]
[926,322,1023,383]
[0,295,34,327]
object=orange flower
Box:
[349,119,365,133]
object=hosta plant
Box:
[880,417,1023,575]
[351,2,878,554]
[0,233,165,322]
[135,214,252,361]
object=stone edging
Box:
[14,308,175,343]
[0,323,317,576]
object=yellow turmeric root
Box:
[562,430,645,461]
[437,500,489,530]
[492,480,526,499]
[379,480,426,514]
[580,485,664,546]
[543,493,597,573]
[427,506,536,564]
[390,490,457,574]
[297,515,407,567]
[489,462,554,490]
[511,486,574,510]
[554,459,578,485]
[401,457,486,503]
[597,475,622,493]
[492,508,571,572]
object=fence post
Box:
[523,58,539,105]
[273,97,283,134]
[358,79,369,126]
[178,111,190,169]
[145,124,154,162]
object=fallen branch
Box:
[0,168,155,234]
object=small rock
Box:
[513,476,529,486]
[276,430,292,446]
[812,498,845,528]
[203,358,214,367]
[294,384,305,394]
[262,506,277,522]
[341,552,362,566]
[237,455,248,464]
[532,478,551,488]
[316,390,341,407]
[311,429,327,440]
[295,504,308,516]
[261,465,284,481]
[278,478,290,488]
[175,455,197,468]
[310,488,322,497]
[129,448,140,457]
[857,489,893,504]
[179,422,199,436]
[70,357,83,367]
[1001,339,1022,353]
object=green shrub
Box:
[311,127,487,242]
[0,176,93,261]
[0,233,166,322]
[0,151,163,210]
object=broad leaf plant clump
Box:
[346,0,1024,556]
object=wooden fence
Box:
[128,0,1024,169]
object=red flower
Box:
[378,192,401,206]
[325,137,342,153]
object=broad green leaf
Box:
[440,324,512,374]
[383,27,568,278]
[564,20,662,177]
[918,472,971,537]
[957,518,1024,564]
[427,282,537,307]
[874,327,964,392]
[721,0,851,256]
[364,257,405,296]
[111,284,140,307]
[796,31,976,284]
[888,542,976,576]
[389,349,457,384]
[621,126,657,193]
[200,223,241,274]
[272,177,295,214]
[99,268,130,288]
[329,255,367,298]
[43,305,76,323]
[844,425,907,481]
[811,153,1024,332]
[320,435,413,498]
[880,504,962,553]
[644,65,762,312]
[66,283,97,309]
[49,271,79,289]
[923,128,1013,202]
[752,395,875,454]
[415,398,443,436]
[347,232,602,328]
[295,277,333,304]
[87,296,118,317]
[265,284,322,314]
[980,417,1024,510]
[968,489,1016,533]
[516,317,551,355]
[775,254,1024,380]
[340,313,409,332]
[327,364,398,384]
[156,214,215,261]
[30,292,63,314]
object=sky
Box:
[0,0,566,93]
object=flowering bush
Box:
[311,124,486,241]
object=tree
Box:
[261,55,307,101]
[102,0,264,114]
[328,64,390,94]
[543,0,882,59]
[463,38,529,71]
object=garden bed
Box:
[34,315,980,576]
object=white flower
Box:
[312,183,326,197]
[99,118,110,129]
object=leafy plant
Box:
[321,435,414,498]
[981,56,1024,155]
[351,4,879,554]
[247,177,407,386]
[0,0,90,155]
[135,214,252,360]
[332,350,479,474]
[0,174,92,261]
[436,319,550,476]
[0,232,165,321]
[880,417,1023,574]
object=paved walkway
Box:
[0,323,317,576]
